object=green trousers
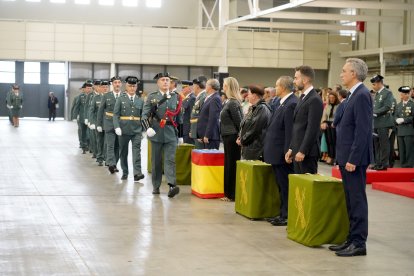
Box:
[150,140,177,189]
[119,133,142,176]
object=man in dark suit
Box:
[263,76,298,226]
[181,81,196,144]
[329,58,373,257]
[285,65,323,174]
[196,79,222,149]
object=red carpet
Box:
[331,166,414,184]
[372,182,414,198]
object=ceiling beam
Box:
[262,11,402,23]
[232,21,356,31]
[340,44,414,58]
[303,1,414,10]
[224,0,316,26]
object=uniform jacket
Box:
[289,89,324,157]
[142,90,182,143]
[10,92,23,109]
[263,93,298,165]
[72,93,88,122]
[113,93,144,136]
[190,90,206,139]
[85,92,95,122]
[373,87,395,128]
[97,91,122,131]
[220,98,243,136]
[335,83,374,166]
[196,92,222,141]
[89,93,103,125]
[182,92,196,137]
[239,99,271,160]
[394,100,414,136]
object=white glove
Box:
[373,114,378,117]
[178,138,184,145]
[87,122,91,127]
[20,105,22,108]
[146,127,156,137]
[97,126,103,132]
[90,124,96,130]
[77,115,79,121]
[115,127,122,136]
[7,105,11,109]
[84,119,88,124]
[396,118,404,125]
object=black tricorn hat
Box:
[153,72,171,80]
[101,80,110,86]
[85,80,93,87]
[398,86,411,93]
[193,76,207,85]
[110,76,122,82]
[125,76,140,84]
[182,80,193,87]
[370,74,384,83]
[93,80,102,86]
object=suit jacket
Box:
[335,83,373,166]
[333,100,345,127]
[290,89,323,157]
[263,93,298,165]
[197,92,222,141]
[182,93,196,137]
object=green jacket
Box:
[70,95,79,120]
[189,90,206,139]
[72,93,88,122]
[373,87,395,128]
[394,100,414,136]
[10,92,23,109]
[85,92,95,122]
[142,90,183,143]
[89,93,103,125]
[113,93,144,135]
[97,91,123,131]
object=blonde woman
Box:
[220,77,243,201]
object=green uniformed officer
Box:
[86,80,101,157]
[71,84,85,148]
[97,76,123,174]
[113,76,145,181]
[388,95,397,167]
[89,80,108,166]
[5,85,16,126]
[8,84,23,128]
[142,72,183,197]
[371,74,395,170]
[189,76,207,149]
[73,80,93,153]
[394,86,414,168]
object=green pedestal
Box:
[147,142,194,185]
[235,160,280,219]
[176,144,195,185]
[287,174,349,247]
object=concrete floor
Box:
[1,119,414,276]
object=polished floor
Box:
[1,119,414,275]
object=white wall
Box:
[0,0,199,27]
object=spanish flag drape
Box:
[191,149,224,198]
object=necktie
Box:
[299,94,305,100]
[115,94,118,99]
[130,97,134,104]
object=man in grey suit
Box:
[285,65,323,174]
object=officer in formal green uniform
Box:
[189,76,207,149]
[388,95,397,167]
[73,80,93,153]
[71,84,85,148]
[8,84,23,127]
[371,75,395,170]
[89,80,108,166]
[97,76,123,174]
[394,86,414,168]
[86,80,101,157]
[113,76,145,181]
[5,85,16,125]
[142,72,183,197]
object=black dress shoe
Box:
[335,243,366,257]
[372,165,387,171]
[168,185,180,198]
[134,174,144,182]
[271,217,287,226]
[108,165,115,174]
[98,161,103,166]
[266,216,280,223]
[82,149,86,154]
[329,240,351,252]
[152,188,160,195]
[121,175,128,180]
[114,167,119,172]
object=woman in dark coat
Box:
[220,77,243,201]
[237,85,272,160]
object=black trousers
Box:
[374,127,391,167]
[339,165,368,247]
[293,156,318,174]
[325,122,336,159]
[222,134,240,200]
[272,163,294,219]
[202,139,220,150]
[49,108,56,121]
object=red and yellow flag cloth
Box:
[191,149,224,198]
